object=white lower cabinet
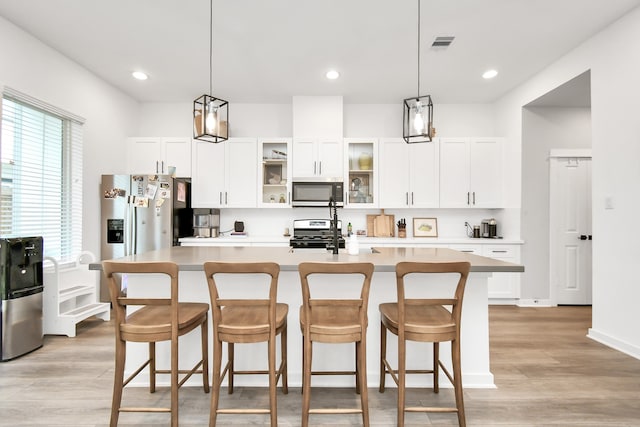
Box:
[448,244,482,255]
[447,243,520,301]
[482,245,521,301]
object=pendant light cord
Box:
[417,0,421,97]
[209,0,213,95]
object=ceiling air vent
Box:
[431,36,455,48]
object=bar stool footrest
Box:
[309,408,364,414]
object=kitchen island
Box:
[92,246,523,389]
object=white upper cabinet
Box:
[292,138,343,179]
[127,137,192,177]
[191,138,257,208]
[291,96,344,179]
[379,138,439,208]
[258,138,292,207]
[344,138,378,208]
[439,137,503,208]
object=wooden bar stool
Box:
[379,261,470,427]
[102,261,210,427]
[298,262,374,427]
[203,262,288,427]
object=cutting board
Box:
[367,210,395,237]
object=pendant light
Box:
[403,0,434,143]
[194,0,228,143]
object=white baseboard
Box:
[587,328,640,360]
[488,298,519,305]
[517,298,554,307]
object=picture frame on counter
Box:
[413,217,438,237]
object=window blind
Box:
[1,89,84,265]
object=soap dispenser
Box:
[348,233,359,255]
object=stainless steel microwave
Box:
[291,179,344,207]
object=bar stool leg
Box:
[149,342,156,393]
[110,339,126,427]
[210,338,223,427]
[433,342,440,393]
[227,343,235,394]
[171,338,179,427]
[301,335,313,427]
[355,342,361,394]
[452,338,466,427]
[357,339,370,426]
[201,317,210,393]
[269,335,277,427]
[379,323,387,392]
[280,323,289,394]
[398,336,406,427]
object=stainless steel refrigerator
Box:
[99,174,192,301]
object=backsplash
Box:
[217,207,512,239]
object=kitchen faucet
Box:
[328,197,339,254]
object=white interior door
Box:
[550,155,592,305]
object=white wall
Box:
[0,16,140,258]
[344,103,496,137]
[521,107,591,300]
[494,6,640,358]
[138,102,293,137]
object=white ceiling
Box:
[0,0,638,105]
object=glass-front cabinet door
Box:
[344,138,377,208]
[258,138,292,207]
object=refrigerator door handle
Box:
[125,195,137,256]
[132,206,138,254]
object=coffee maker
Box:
[481,218,498,238]
[193,208,220,237]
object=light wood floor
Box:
[1,306,639,426]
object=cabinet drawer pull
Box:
[491,250,508,253]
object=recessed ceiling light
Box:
[132,71,148,81]
[482,69,498,79]
[326,70,340,80]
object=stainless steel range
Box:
[290,219,345,250]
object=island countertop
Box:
[90,246,524,273]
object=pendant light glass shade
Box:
[403,95,433,143]
[194,94,228,142]
[193,0,228,143]
[403,0,434,144]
